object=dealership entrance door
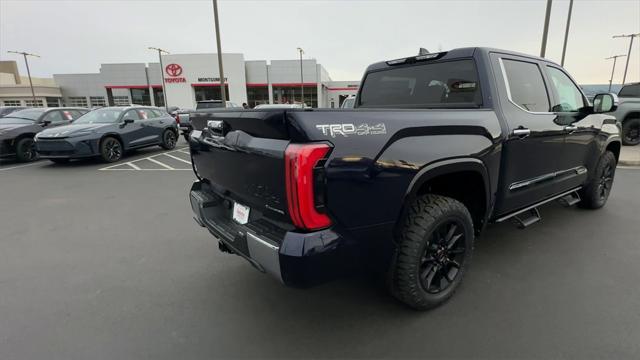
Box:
[193,85,229,102]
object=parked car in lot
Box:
[340,96,356,108]
[187,47,621,310]
[0,106,29,117]
[253,104,304,109]
[35,106,178,163]
[610,82,640,145]
[196,100,241,109]
[171,108,195,142]
[0,107,88,162]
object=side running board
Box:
[495,187,582,228]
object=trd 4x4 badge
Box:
[315,123,387,137]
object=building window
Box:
[90,96,106,107]
[68,97,88,107]
[246,86,269,108]
[193,85,229,102]
[25,99,44,107]
[130,88,151,106]
[272,85,317,108]
[153,88,164,107]
[3,100,22,106]
[112,96,130,106]
[46,97,60,107]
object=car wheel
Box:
[15,137,38,162]
[622,118,640,146]
[161,129,177,150]
[579,151,617,209]
[391,194,474,310]
[50,158,70,164]
[100,137,123,163]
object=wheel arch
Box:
[100,133,124,150]
[622,111,640,123]
[397,158,491,235]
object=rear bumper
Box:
[189,180,346,287]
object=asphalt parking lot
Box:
[1,140,639,359]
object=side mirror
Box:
[123,118,135,124]
[42,120,52,126]
[593,93,618,113]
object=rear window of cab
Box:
[358,59,482,109]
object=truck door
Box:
[492,54,570,216]
[543,65,598,190]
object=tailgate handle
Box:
[207,120,225,137]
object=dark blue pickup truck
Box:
[187,47,621,309]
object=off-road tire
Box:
[391,194,474,310]
[160,129,177,150]
[579,151,616,209]
[15,137,38,162]
[622,118,640,146]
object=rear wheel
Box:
[100,137,123,163]
[161,129,177,150]
[622,118,640,146]
[391,194,474,310]
[579,151,617,209]
[15,137,38,162]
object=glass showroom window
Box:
[68,97,88,107]
[272,85,317,107]
[46,97,60,107]
[112,96,130,106]
[90,97,106,107]
[193,85,229,102]
[130,88,151,106]
[25,100,44,107]
[247,86,269,108]
[153,88,164,107]
[3,100,21,106]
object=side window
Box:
[122,110,140,121]
[546,66,585,112]
[150,109,165,117]
[69,110,87,119]
[137,109,151,120]
[42,111,65,124]
[618,84,640,98]
[501,59,550,112]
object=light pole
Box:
[613,33,640,85]
[148,47,169,110]
[7,50,40,105]
[540,0,553,57]
[212,0,227,105]
[560,0,574,66]
[297,47,304,105]
[605,55,626,92]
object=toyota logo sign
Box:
[165,63,183,77]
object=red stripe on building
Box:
[326,87,359,91]
[105,85,151,89]
[271,82,317,87]
[246,83,268,87]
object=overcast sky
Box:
[1,0,639,84]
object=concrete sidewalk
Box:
[620,145,640,166]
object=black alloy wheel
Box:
[419,220,467,294]
[16,138,38,162]
[622,118,640,146]
[597,161,615,202]
[161,130,177,150]
[101,137,122,163]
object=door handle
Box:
[564,125,578,133]
[512,128,531,139]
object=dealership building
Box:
[50,53,359,109]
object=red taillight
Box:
[174,114,180,124]
[285,143,332,230]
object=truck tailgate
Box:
[190,110,292,223]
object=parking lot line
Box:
[162,153,192,164]
[147,157,175,170]
[127,162,142,170]
[0,161,45,172]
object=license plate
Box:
[232,202,250,225]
